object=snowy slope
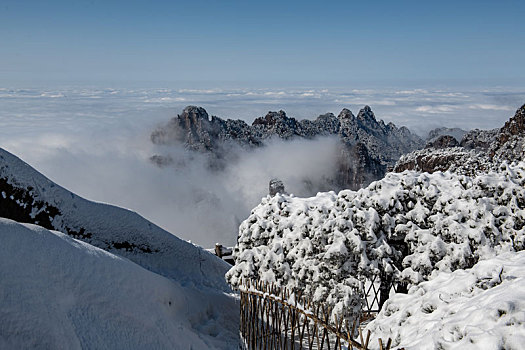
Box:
[364,251,525,350]
[0,218,238,349]
[0,147,230,291]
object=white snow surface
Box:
[364,250,525,350]
[0,147,230,291]
[227,162,525,320]
[0,218,239,349]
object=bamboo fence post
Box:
[238,279,396,350]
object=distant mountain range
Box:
[151,106,424,190]
[395,104,525,174]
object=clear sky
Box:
[1,0,524,86]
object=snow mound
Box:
[227,162,525,319]
[0,218,238,349]
[365,250,525,350]
[0,147,230,291]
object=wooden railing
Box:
[239,279,398,350]
[362,275,404,315]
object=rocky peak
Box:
[354,106,385,137]
[425,135,459,149]
[176,106,219,151]
[251,110,300,140]
[182,105,209,120]
[489,104,525,161]
[395,103,525,175]
[252,110,288,127]
[316,112,337,123]
[356,105,377,123]
[151,105,423,190]
[427,127,467,142]
[459,128,499,150]
[269,179,286,196]
[338,108,355,120]
[500,104,525,136]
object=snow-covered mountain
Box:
[0,147,240,348]
[0,147,229,290]
[150,105,423,190]
[395,104,525,175]
[0,218,238,349]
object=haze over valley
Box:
[1,86,524,246]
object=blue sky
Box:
[1,0,524,85]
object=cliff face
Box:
[394,104,525,174]
[151,106,423,190]
[490,104,525,162]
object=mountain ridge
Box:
[0,147,230,291]
[394,104,525,174]
[151,105,424,190]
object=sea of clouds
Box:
[0,86,523,246]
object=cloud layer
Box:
[0,86,523,246]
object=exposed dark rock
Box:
[500,104,525,136]
[427,127,467,142]
[394,147,490,176]
[425,135,459,149]
[0,175,159,253]
[489,104,525,161]
[0,177,61,230]
[395,104,525,175]
[336,142,386,190]
[269,179,285,196]
[459,128,499,150]
[151,106,424,190]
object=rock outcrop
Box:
[490,104,525,162]
[269,179,285,196]
[151,106,424,190]
[425,135,459,149]
[427,127,467,142]
[395,104,525,174]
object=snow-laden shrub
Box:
[226,162,525,319]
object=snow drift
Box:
[365,250,525,350]
[0,218,238,349]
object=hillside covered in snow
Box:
[0,147,229,290]
[0,218,238,349]
[0,147,239,348]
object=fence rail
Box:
[239,279,398,350]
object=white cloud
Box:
[468,104,514,111]
[415,105,458,114]
[0,86,522,246]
